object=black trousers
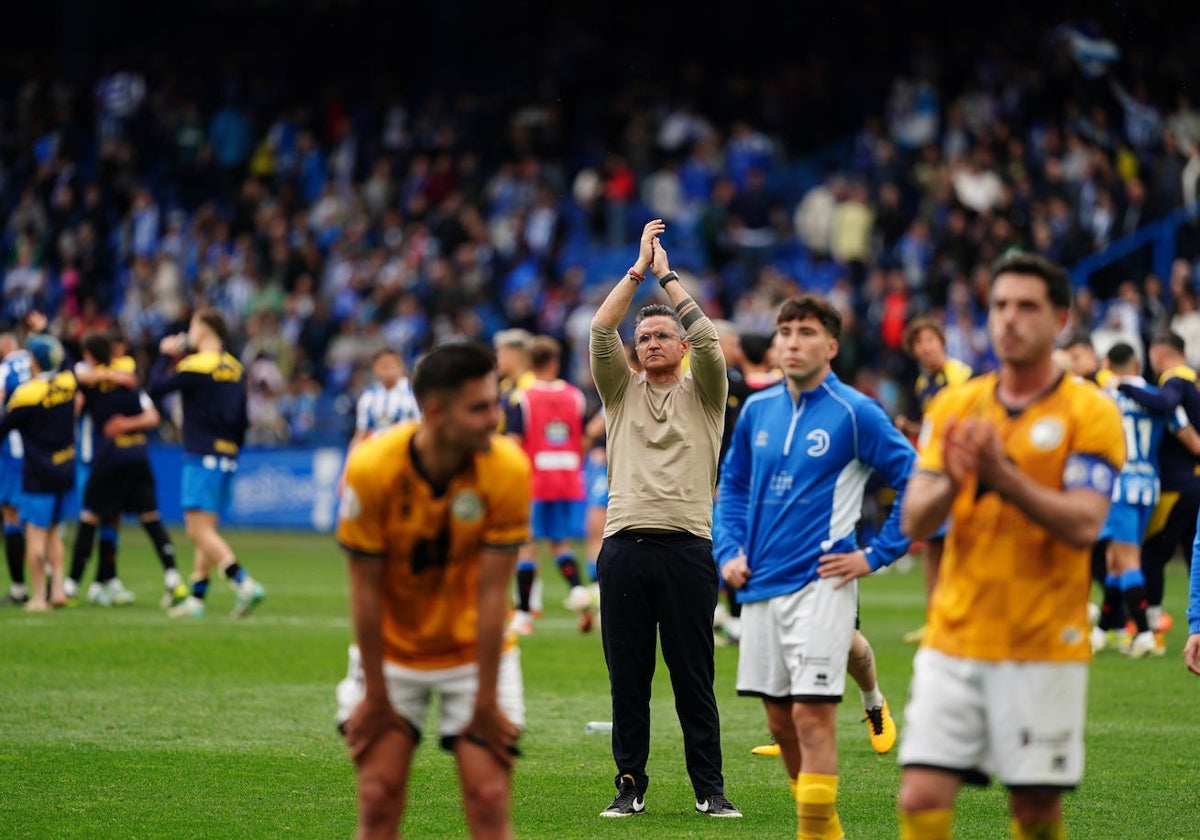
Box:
[597,529,724,798]
[1141,489,1199,605]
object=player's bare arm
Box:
[462,545,522,769]
[343,553,410,762]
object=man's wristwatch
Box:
[658,270,679,289]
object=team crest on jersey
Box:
[450,489,485,523]
[339,486,362,520]
[1029,417,1065,450]
[545,419,569,445]
[806,429,830,457]
[755,430,769,447]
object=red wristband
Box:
[628,268,645,282]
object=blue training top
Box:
[713,371,916,604]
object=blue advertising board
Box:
[148,445,345,531]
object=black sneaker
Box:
[696,793,742,817]
[600,774,644,817]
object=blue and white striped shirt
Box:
[355,378,421,435]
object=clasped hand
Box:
[943,416,1007,491]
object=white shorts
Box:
[334,644,526,749]
[898,648,1088,788]
[736,577,858,701]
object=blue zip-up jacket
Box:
[1190,531,1200,636]
[713,371,916,604]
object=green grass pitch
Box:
[1,529,1195,838]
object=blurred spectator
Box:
[793,174,838,259]
[245,360,289,447]
[279,362,322,445]
[209,96,254,197]
[0,6,1198,451]
[3,237,46,323]
[830,178,874,284]
[1090,298,1145,368]
[94,65,145,144]
[1170,284,1200,367]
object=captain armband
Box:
[1062,453,1117,496]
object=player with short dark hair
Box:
[336,340,532,839]
[1112,329,1200,641]
[899,252,1125,838]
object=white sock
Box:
[12,583,28,598]
[164,568,183,589]
[1147,605,1163,629]
[860,686,884,710]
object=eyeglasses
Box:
[635,330,683,345]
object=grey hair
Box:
[634,304,685,338]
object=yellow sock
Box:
[824,810,844,840]
[796,772,838,840]
[899,808,953,840]
[1011,818,1065,839]
[791,775,842,839]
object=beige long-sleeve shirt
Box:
[589,314,727,539]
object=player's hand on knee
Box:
[344,696,410,762]
[462,703,521,769]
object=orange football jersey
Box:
[337,422,532,670]
[917,373,1124,662]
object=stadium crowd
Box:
[2,11,1200,448]
[6,5,1200,835]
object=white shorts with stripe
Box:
[736,577,858,701]
[898,647,1087,788]
[335,644,525,747]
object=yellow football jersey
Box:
[914,357,973,415]
[917,373,1124,663]
[497,369,536,435]
[337,422,532,670]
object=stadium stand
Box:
[1,2,1199,446]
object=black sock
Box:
[141,520,177,570]
[4,524,25,585]
[1122,584,1150,634]
[223,561,242,582]
[516,564,535,612]
[1100,580,1124,630]
[70,522,97,585]
[96,522,120,582]
[555,552,583,588]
